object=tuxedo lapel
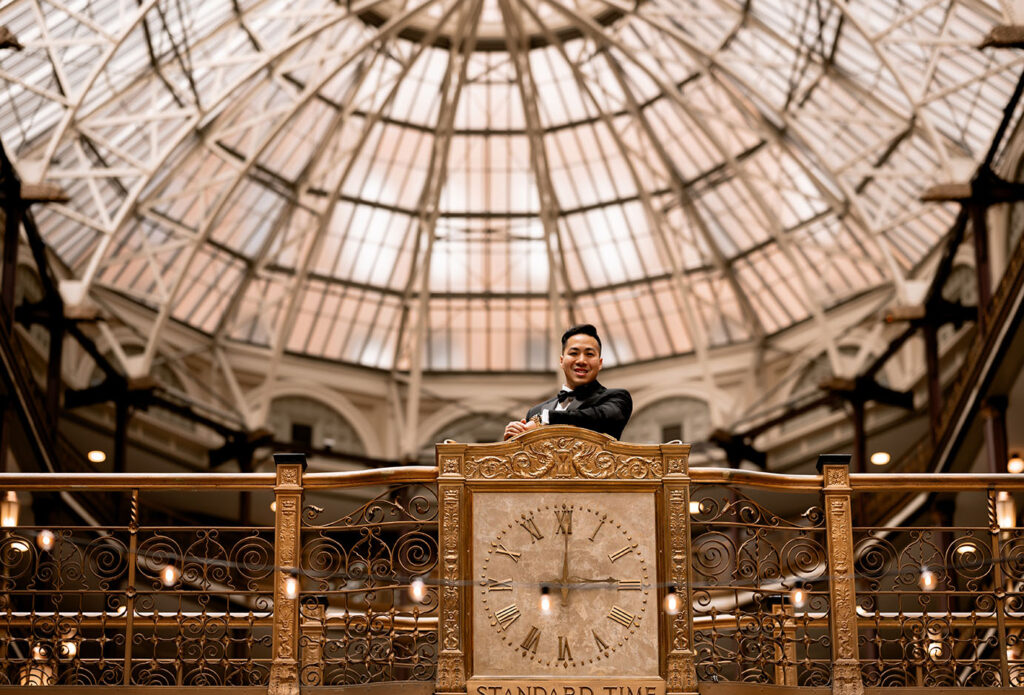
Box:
[542,396,560,411]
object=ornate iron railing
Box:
[2,450,1024,693]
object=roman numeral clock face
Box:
[472,493,657,676]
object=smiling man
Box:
[503,324,633,440]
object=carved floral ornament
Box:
[824,467,848,488]
[456,429,685,480]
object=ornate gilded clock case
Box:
[435,425,696,695]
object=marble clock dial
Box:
[471,491,658,677]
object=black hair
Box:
[560,324,601,353]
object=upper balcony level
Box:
[1,428,1023,694]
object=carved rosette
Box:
[441,455,462,476]
[666,457,687,475]
[437,484,466,692]
[824,466,848,488]
[822,464,863,695]
[465,437,661,480]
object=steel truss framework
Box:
[0,0,1021,435]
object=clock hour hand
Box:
[567,575,618,586]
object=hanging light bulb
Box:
[869,451,891,466]
[539,586,551,614]
[790,587,806,608]
[59,640,77,659]
[1009,453,1024,474]
[161,564,180,586]
[59,628,78,659]
[920,568,936,590]
[997,491,1017,529]
[284,574,299,599]
[36,529,55,551]
[955,542,976,556]
[664,586,680,615]
[19,647,53,686]
[1,490,19,527]
[410,577,426,602]
[87,450,106,464]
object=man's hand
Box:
[503,418,539,440]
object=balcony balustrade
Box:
[0,435,1021,693]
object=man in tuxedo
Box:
[504,324,632,440]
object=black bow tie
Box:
[557,384,596,402]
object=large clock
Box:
[435,426,695,695]
[472,491,658,676]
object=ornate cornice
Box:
[445,426,688,481]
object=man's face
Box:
[559,334,603,389]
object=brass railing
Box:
[2,452,1024,692]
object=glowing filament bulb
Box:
[664,587,680,615]
[539,586,552,614]
[284,574,299,599]
[790,588,806,608]
[410,577,426,602]
[36,530,54,551]
[920,568,936,590]
[997,490,1016,529]
[161,564,180,587]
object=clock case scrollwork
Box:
[436,425,695,695]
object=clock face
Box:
[471,491,658,677]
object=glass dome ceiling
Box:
[1,0,1020,372]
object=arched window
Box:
[418,412,510,464]
[267,396,366,455]
[621,396,712,444]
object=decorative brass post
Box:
[269,453,306,695]
[987,489,1011,684]
[662,442,697,694]
[436,442,467,695]
[123,489,139,685]
[819,454,863,695]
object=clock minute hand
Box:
[559,532,570,606]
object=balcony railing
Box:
[0,437,1023,693]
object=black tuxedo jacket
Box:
[526,381,632,440]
